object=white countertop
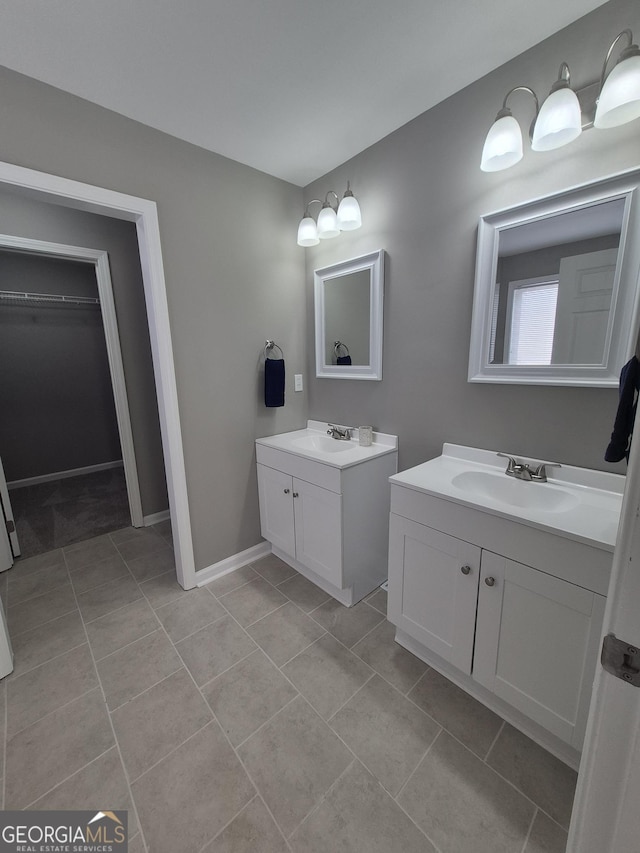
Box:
[256,420,397,470]
[390,443,624,552]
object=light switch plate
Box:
[294,374,303,392]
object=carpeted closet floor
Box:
[8,466,130,558]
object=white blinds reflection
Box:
[509,281,559,365]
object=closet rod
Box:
[0,290,101,307]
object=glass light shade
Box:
[594,53,640,128]
[297,216,319,247]
[480,114,523,172]
[531,87,582,151]
[337,194,362,230]
[317,205,340,239]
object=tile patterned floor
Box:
[0,527,576,852]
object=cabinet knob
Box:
[293,492,299,498]
[485,576,496,587]
[283,488,290,494]
[460,565,472,575]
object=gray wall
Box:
[0,64,306,570]
[304,0,638,477]
[0,252,121,480]
[0,194,169,517]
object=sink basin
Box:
[292,435,354,454]
[451,470,579,512]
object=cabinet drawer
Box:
[256,445,341,493]
[390,484,611,594]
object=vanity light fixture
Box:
[481,28,640,173]
[296,182,362,247]
[594,29,640,128]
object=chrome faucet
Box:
[497,453,561,482]
[327,423,353,440]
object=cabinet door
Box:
[387,515,480,674]
[257,464,295,556]
[293,478,342,587]
[474,552,606,750]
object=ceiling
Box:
[1,0,608,187]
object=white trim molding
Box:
[144,509,171,527]
[196,541,271,588]
[8,460,123,490]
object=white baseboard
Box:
[8,460,124,490]
[143,509,171,527]
[196,541,271,587]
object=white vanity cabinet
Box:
[256,424,398,607]
[387,446,621,766]
[257,464,342,588]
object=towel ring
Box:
[334,341,350,357]
[264,340,284,359]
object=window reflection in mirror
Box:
[490,198,624,367]
[323,270,371,366]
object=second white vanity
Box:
[257,421,398,606]
[388,443,623,767]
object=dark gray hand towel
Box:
[605,355,639,462]
[265,358,285,407]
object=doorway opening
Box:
[0,240,146,557]
[0,160,195,589]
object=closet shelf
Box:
[0,290,101,308]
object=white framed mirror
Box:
[314,249,385,380]
[468,169,640,386]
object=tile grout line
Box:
[483,719,506,763]
[519,807,539,853]
[391,729,447,853]
[148,608,296,853]
[91,625,161,665]
[64,548,149,853]
[7,683,100,740]
[285,757,359,840]
[5,636,88,684]
[20,745,119,810]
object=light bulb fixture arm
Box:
[551,62,572,92]
[302,199,323,217]
[322,191,340,210]
[501,86,540,139]
[599,29,634,93]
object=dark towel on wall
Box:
[605,355,640,462]
[337,355,352,365]
[265,358,285,407]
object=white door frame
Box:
[0,160,196,589]
[0,234,144,529]
[0,456,17,569]
[567,404,640,849]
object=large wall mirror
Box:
[468,169,640,386]
[314,249,384,380]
